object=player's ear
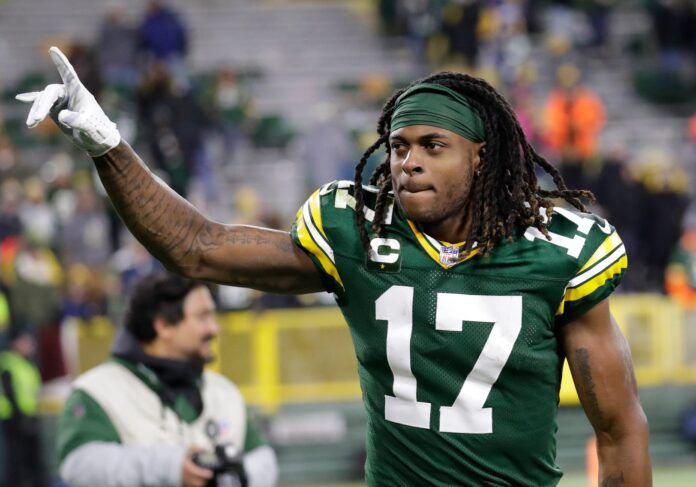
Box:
[473,142,486,172]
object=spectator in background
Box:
[478,0,531,86]
[0,134,19,174]
[636,152,690,290]
[0,328,45,487]
[110,235,163,297]
[593,148,647,290]
[18,177,55,248]
[378,0,402,36]
[401,0,441,62]
[665,210,696,308]
[3,232,62,335]
[212,68,251,165]
[546,0,581,46]
[0,285,9,347]
[56,273,277,487]
[60,264,108,322]
[0,179,22,244]
[137,62,211,198]
[578,0,616,51]
[67,43,102,101]
[57,182,111,268]
[683,113,696,192]
[3,230,65,381]
[440,0,482,68]
[138,0,189,91]
[96,4,139,91]
[542,63,605,189]
[646,0,696,72]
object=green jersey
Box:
[291,181,627,486]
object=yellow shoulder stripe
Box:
[295,200,344,289]
[578,231,623,273]
[556,255,628,315]
[308,189,328,241]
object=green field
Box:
[294,466,696,487]
[560,467,696,487]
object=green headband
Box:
[390,83,486,143]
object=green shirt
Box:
[291,181,627,486]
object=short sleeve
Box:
[290,185,344,293]
[556,222,628,325]
[57,389,121,464]
[243,412,267,452]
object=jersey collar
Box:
[406,220,479,269]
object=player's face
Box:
[389,125,484,237]
[164,286,220,363]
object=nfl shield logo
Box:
[440,245,460,267]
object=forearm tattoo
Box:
[195,222,295,254]
[94,142,295,274]
[574,348,607,430]
[94,143,205,268]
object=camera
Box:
[192,444,248,487]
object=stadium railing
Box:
[69,294,694,412]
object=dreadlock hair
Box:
[353,71,594,256]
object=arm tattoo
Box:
[95,143,205,269]
[94,142,296,273]
[196,221,295,255]
[574,348,606,429]
[92,143,324,292]
[602,472,625,486]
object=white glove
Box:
[16,46,121,157]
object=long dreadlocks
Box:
[353,71,594,255]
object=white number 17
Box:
[376,286,522,434]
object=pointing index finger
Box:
[48,46,80,89]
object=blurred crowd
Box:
[0,0,694,389]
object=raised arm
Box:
[94,142,322,292]
[17,47,323,294]
[559,300,651,486]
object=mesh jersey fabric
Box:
[291,180,627,486]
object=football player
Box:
[19,48,650,486]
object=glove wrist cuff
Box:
[87,133,122,157]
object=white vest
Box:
[74,361,247,453]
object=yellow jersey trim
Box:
[578,231,622,273]
[295,199,344,289]
[556,255,628,316]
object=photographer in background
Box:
[56,273,277,487]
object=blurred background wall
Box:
[0,0,695,485]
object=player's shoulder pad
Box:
[521,206,622,273]
[546,206,619,265]
[548,208,628,323]
[317,179,382,207]
[298,180,393,234]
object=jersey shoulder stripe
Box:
[293,184,344,290]
[551,209,627,322]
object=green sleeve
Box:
[57,389,121,463]
[243,413,267,452]
[555,217,627,326]
[289,183,344,294]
